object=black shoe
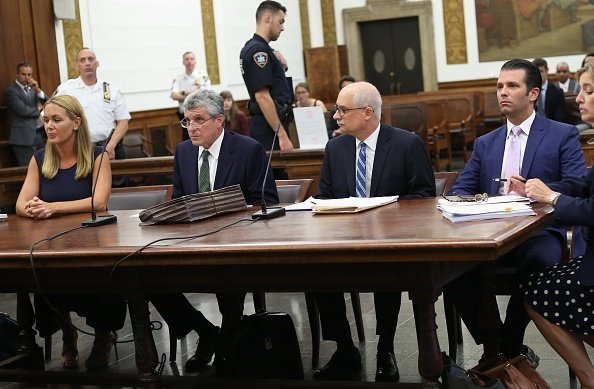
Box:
[518,344,539,369]
[185,326,219,373]
[313,347,362,380]
[375,351,399,382]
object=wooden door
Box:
[360,17,424,95]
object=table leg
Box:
[410,291,443,383]
[126,293,159,385]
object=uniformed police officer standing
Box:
[170,51,211,141]
[240,1,293,151]
[54,47,130,160]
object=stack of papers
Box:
[0,213,6,222]
[437,201,535,223]
[311,196,398,214]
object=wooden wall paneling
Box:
[304,46,348,108]
[30,0,60,94]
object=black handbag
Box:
[0,312,20,360]
[215,311,304,379]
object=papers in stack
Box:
[437,198,535,223]
[311,196,398,214]
[0,213,6,222]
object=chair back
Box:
[122,134,149,158]
[275,179,314,203]
[109,185,173,210]
[434,171,458,196]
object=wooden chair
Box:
[109,185,173,210]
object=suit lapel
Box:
[370,125,391,196]
[343,136,357,196]
[522,116,546,178]
[186,144,199,194]
[214,131,233,190]
[488,125,508,193]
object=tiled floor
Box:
[0,292,589,388]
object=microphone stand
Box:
[252,122,286,220]
[82,129,118,227]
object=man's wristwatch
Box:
[548,192,561,206]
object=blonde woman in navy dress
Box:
[509,63,594,388]
[16,95,126,370]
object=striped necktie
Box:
[356,142,367,198]
[198,150,211,193]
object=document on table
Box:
[293,106,329,149]
[311,196,399,214]
[437,201,535,223]
[438,194,531,207]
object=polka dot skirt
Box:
[521,256,594,336]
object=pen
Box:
[493,178,527,183]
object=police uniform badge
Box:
[102,82,111,102]
[253,52,268,68]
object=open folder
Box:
[310,196,398,214]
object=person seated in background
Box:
[443,58,586,364]
[533,58,566,123]
[16,95,126,370]
[327,75,355,138]
[150,89,279,373]
[294,82,327,111]
[220,90,250,137]
[582,52,594,67]
[556,61,579,94]
[509,62,594,389]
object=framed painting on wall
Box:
[476,0,594,62]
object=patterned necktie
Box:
[198,150,211,193]
[504,126,522,179]
[356,142,367,198]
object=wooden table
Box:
[0,199,553,387]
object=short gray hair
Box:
[183,89,224,116]
[351,82,382,120]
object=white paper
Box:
[437,202,535,223]
[292,106,329,149]
[311,196,399,213]
[285,197,316,211]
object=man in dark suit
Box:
[556,61,579,94]
[444,58,586,361]
[533,58,566,122]
[5,62,47,166]
[312,82,435,382]
[151,89,279,373]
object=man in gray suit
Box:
[5,62,47,166]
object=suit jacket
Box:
[549,168,594,285]
[5,81,46,146]
[451,114,586,253]
[172,130,278,204]
[317,124,436,199]
[544,82,566,122]
[557,79,579,95]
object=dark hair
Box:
[532,57,548,70]
[16,62,31,72]
[582,52,594,67]
[501,59,542,92]
[338,75,356,90]
[220,90,239,131]
[256,1,286,21]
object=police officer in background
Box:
[240,0,293,151]
[54,47,130,160]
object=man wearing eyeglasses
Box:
[150,89,279,373]
[312,82,435,382]
[443,58,586,365]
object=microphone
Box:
[252,122,286,220]
[82,129,118,227]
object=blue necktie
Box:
[356,142,367,198]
